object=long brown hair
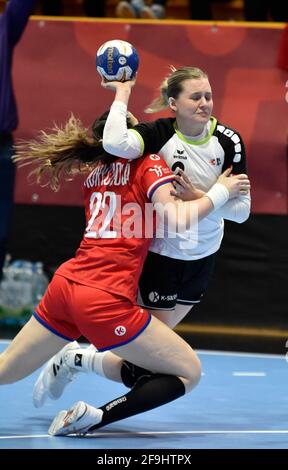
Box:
[13,111,131,192]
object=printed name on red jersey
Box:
[84,162,131,188]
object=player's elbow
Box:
[235,211,250,224]
[102,139,123,157]
[233,198,251,224]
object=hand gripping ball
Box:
[96,39,139,82]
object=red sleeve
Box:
[137,154,175,201]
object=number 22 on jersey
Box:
[85,191,118,239]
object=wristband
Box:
[206,183,229,210]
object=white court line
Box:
[0,434,50,440]
[197,350,284,359]
[1,430,288,439]
[232,372,267,377]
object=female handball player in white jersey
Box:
[102,66,251,328]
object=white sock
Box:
[64,347,109,378]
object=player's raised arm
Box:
[96,40,143,160]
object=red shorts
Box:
[34,274,151,351]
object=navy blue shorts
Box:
[138,251,216,310]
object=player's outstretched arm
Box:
[102,80,143,160]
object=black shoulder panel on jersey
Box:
[213,120,247,174]
[133,118,175,155]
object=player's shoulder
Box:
[133,152,167,169]
[133,154,173,183]
[134,117,175,134]
[213,118,243,144]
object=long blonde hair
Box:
[13,111,132,192]
[145,66,209,114]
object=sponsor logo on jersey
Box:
[210,158,222,166]
[160,294,177,301]
[114,325,127,336]
[149,154,161,161]
[173,149,187,160]
[148,165,164,177]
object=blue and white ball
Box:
[96,40,139,82]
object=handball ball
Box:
[96,40,139,82]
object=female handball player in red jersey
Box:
[0,111,249,436]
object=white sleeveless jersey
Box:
[133,117,247,260]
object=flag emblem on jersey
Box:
[114,325,127,336]
[210,158,221,166]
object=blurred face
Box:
[169,78,213,128]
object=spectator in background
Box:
[0,0,37,280]
[116,0,167,19]
[244,0,288,22]
[40,0,106,17]
[116,0,213,20]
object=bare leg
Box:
[150,303,193,328]
[101,304,193,380]
[31,305,196,406]
[62,304,194,382]
[113,315,201,392]
[49,315,201,435]
[0,316,68,384]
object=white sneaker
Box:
[33,341,80,408]
[48,401,103,436]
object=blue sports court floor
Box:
[0,340,287,449]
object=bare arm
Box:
[171,168,251,224]
[152,182,216,233]
[152,168,250,232]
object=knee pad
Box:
[121,360,152,388]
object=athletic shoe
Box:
[48,401,103,436]
[33,341,80,408]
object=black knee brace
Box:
[121,360,153,388]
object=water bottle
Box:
[0,258,34,326]
[32,262,49,307]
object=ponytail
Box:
[145,76,170,113]
[13,112,125,192]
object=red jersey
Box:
[56,154,174,303]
